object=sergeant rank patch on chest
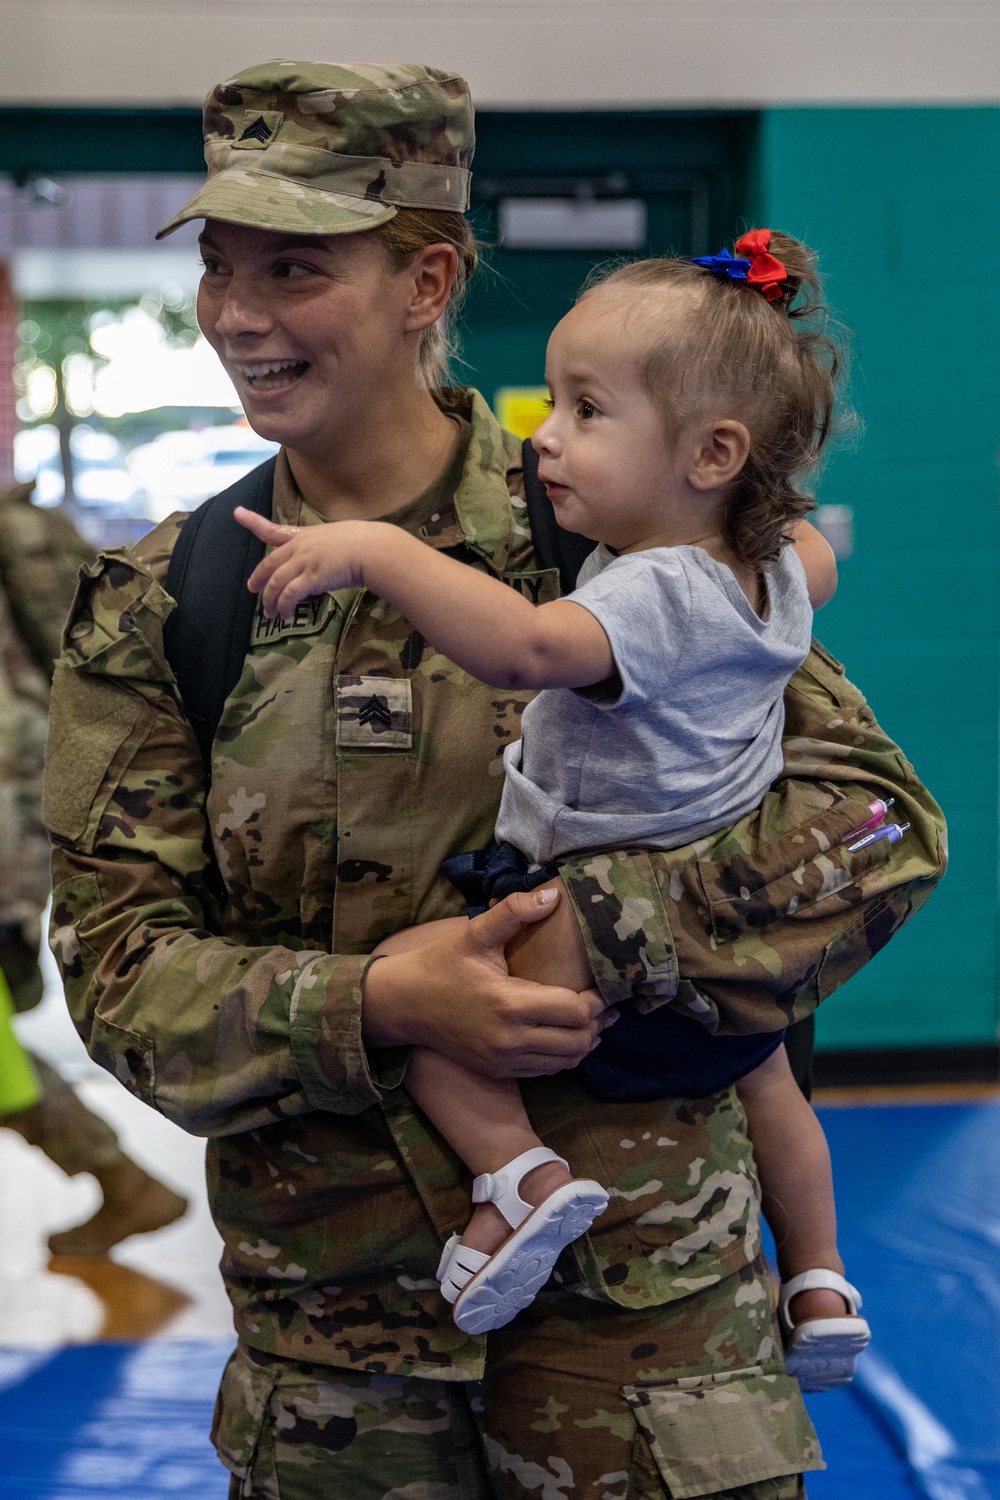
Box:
[336,675,413,750]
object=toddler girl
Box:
[237,229,871,1392]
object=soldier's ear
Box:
[402,244,458,335]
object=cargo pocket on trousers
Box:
[212,1346,280,1490]
[623,1367,824,1498]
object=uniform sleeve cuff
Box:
[289,953,385,1114]
[559,849,679,1007]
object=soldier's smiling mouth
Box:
[233,359,310,393]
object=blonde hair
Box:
[584,232,847,567]
[373,208,479,399]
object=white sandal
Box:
[435,1146,608,1336]
[779,1269,872,1393]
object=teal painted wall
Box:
[758,108,1000,1050]
[461,111,756,404]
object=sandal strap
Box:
[436,1233,462,1283]
[471,1146,569,1231]
[779,1269,862,1331]
[436,1234,491,1305]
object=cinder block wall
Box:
[758,108,1000,1051]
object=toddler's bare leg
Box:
[407,1047,572,1255]
[375,886,599,1257]
[373,879,596,990]
[736,1045,855,1325]
[504,877,596,991]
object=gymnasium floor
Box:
[2,959,998,1499]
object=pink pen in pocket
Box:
[840,797,895,845]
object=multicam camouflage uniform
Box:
[0,481,93,998]
[44,392,945,1500]
[43,61,946,1499]
[0,484,144,1183]
[0,482,95,682]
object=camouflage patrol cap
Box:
[157,60,474,239]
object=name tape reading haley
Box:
[251,593,341,646]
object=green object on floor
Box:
[0,967,41,1114]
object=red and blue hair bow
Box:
[692,229,788,302]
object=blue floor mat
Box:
[1,1102,997,1498]
[801,1102,1000,1500]
[804,1384,923,1500]
[0,1341,233,1498]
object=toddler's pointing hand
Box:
[235,506,372,619]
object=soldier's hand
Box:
[361,887,615,1078]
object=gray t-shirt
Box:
[494,542,813,863]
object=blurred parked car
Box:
[129,425,279,523]
[14,425,146,513]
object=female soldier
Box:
[43,61,943,1499]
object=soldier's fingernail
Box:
[533,888,558,905]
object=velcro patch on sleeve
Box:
[43,664,152,846]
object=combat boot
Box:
[47,1155,188,1258]
[4,1054,188,1256]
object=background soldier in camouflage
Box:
[0,479,186,1254]
[43,62,945,1497]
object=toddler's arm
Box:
[790,520,838,608]
[235,509,613,691]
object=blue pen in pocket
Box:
[846,821,911,855]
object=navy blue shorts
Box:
[441,841,784,1103]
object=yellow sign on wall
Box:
[494,387,551,440]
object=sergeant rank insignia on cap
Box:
[234,110,283,149]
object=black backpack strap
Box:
[163,456,277,767]
[521,437,596,595]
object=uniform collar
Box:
[273,388,521,575]
[441,388,521,574]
